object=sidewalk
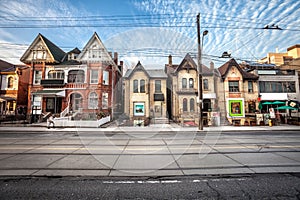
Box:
[0,122,299,133]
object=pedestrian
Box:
[47,113,55,129]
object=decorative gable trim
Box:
[20,33,65,64]
[174,53,197,74]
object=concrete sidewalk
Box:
[0,122,299,133]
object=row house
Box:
[218,58,259,126]
[165,54,221,126]
[123,61,168,126]
[0,59,30,120]
[20,32,122,122]
[241,61,300,124]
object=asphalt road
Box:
[0,174,299,199]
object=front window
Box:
[102,70,109,85]
[102,92,108,109]
[48,70,64,79]
[34,70,42,85]
[182,78,187,89]
[68,70,85,83]
[90,70,99,84]
[133,80,139,93]
[183,98,188,112]
[189,78,194,88]
[229,81,239,92]
[88,92,98,109]
[140,79,145,93]
[190,98,195,112]
[155,80,161,93]
[7,77,14,88]
[203,79,209,90]
[259,81,296,93]
[248,81,253,93]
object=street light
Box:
[197,13,208,131]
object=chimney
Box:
[276,47,279,53]
[168,55,172,66]
[114,52,118,64]
[210,61,214,71]
[119,61,123,74]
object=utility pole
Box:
[197,13,203,131]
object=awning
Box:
[32,90,65,97]
[0,95,16,102]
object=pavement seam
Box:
[108,139,130,176]
[162,138,184,176]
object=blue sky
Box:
[0,0,299,70]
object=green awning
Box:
[32,90,65,97]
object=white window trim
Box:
[90,70,99,84]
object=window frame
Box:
[183,98,188,112]
[140,79,145,93]
[155,80,161,93]
[248,81,253,93]
[7,76,14,88]
[189,78,194,88]
[182,78,187,89]
[133,79,139,93]
[102,70,109,85]
[229,81,240,92]
[48,70,64,79]
[88,92,98,109]
[67,70,85,83]
[34,70,42,85]
[190,98,195,112]
[203,79,209,90]
[90,70,99,84]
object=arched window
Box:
[7,77,13,88]
[189,78,194,88]
[182,78,187,89]
[88,92,98,109]
[190,98,195,112]
[68,70,85,83]
[133,79,139,93]
[48,70,64,79]
[183,98,188,112]
[140,79,145,93]
[203,79,209,90]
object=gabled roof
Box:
[0,59,15,72]
[77,32,110,60]
[123,62,167,79]
[68,47,81,54]
[174,53,197,73]
[147,69,168,78]
[20,33,66,64]
[123,61,149,79]
[218,58,258,80]
[173,53,211,74]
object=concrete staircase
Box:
[151,117,169,124]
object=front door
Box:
[154,102,162,118]
[46,97,62,114]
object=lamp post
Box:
[197,13,208,131]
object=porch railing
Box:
[60,105,69,118]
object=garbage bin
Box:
[268,119,272,127]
